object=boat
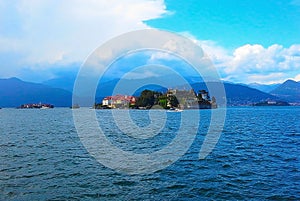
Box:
[70,104,80,109]
[175,108,183,112]
[167,108,183,112]
[40,106,51,109]
[40,103,54,109]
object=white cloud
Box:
[124,69,160,79]
[143,32,300,84]
[179,32,232,77]
[292,74,300,81]
[1,2,299,85]
[245,73,287,84]
[222,44,300,83]
[148,51,180,63]
[0,0,167,77]
[180,32,231,63]
[185,37,300,84]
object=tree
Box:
[158,94,167,109]
[168,95,179,108]
[136,90,157,108]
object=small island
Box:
[94,89,217,110]
[17,103,54,109]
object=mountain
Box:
[247,83,280,93]
[95,78,168,102]
[42,76,170,105]
[191,82,278,106]
[270,80,300,103]
[43,74,201,94]
[43,74,76,92]
[0,78,72,107]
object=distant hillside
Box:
[43,74,196,94]
[0,78,72,107]
[43,75,76,92]
[191,82,278,106]
[33,76,171,105]
[270,80,300,103]
[247,83,280,93]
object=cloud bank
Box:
[180,32,300,83]
[197,42,300,84]
[0,0,167,80]
[0,1,299,84]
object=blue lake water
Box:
[0,107,299,200]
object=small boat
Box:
[40,103,54,109]
[175,108,183,112]
[167,108,183,112]
[40,105,51,109]
[70,104,80,109]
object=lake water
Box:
[1,107,299,200]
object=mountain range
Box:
[0,76,299,107]
[246,83,280,93]
[0,77,72,107]
[270,80,300,103]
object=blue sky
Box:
[0,0,299,84]
[147,0,300,48]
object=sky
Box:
[0,0,299,84]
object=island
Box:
[17,103,54,109]
[94,89,217,110]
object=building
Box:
[102,95,136,108]
[198,90,210,101]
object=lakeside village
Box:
[94,89,217,110]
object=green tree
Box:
[168,95,179,108]
[158,94,167,109]
[136,90,157,108]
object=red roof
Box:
[103,95,136,102]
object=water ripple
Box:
[0,107,299,200]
